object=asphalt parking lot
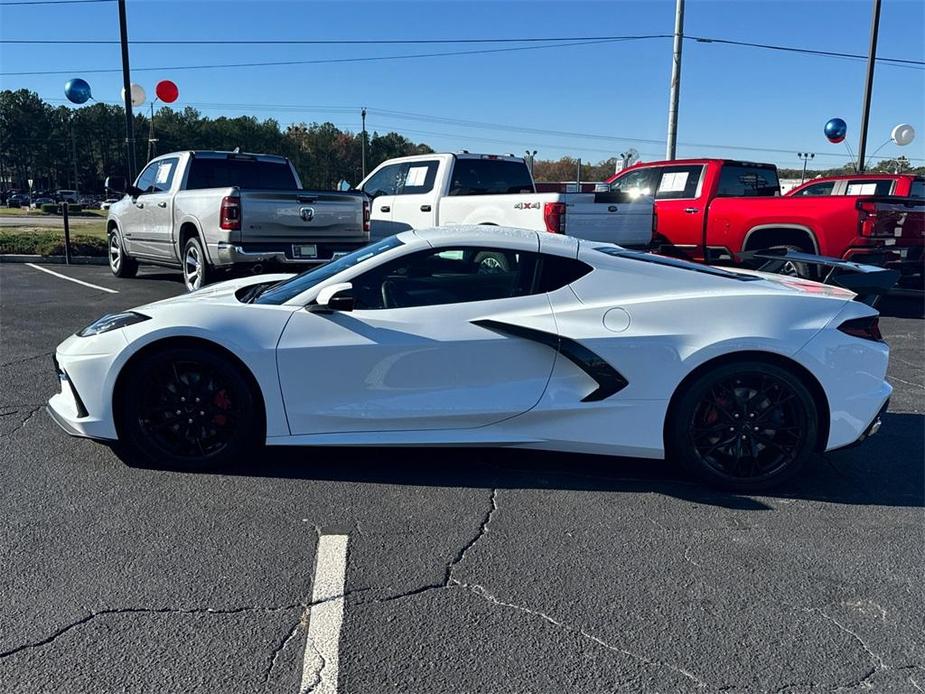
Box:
[0,262,922,694]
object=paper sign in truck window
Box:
[405,166,430,188]
[846,183,878,196]
[155,162,174,185]
[658,171,689,193]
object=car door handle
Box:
[420,204,432,212]
[684,207,699,214]
[380,205,390,213]
[134,202,144,209]
[157,201,167,208]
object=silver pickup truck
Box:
[104,150,370,290]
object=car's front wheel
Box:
[666,361,819,491]
[108,228,138,278]
[116,346,261,470]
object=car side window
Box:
[845,179,894,196]
[911,180,924,199]
[537,255,592,292]
[363,164,402,198]
[610,168,657,198]
[351,247,538,310]
[149,157,179,193]
[653,165,703,200]
[134,162,160,195]
[395,160,439,195]
[792,181,836,196]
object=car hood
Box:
[138,273,296,310]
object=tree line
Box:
[2,90,920,195]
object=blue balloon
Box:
[824,117,847,144]
[64,78,92,105]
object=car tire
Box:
[768,244,816,280]
[182,236,212,292]
[116,346,262,471]
[666,360,819,491]
[108,228,138,278]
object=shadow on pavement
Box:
[140,412,923,512]
[878,295,923,319]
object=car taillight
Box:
[363,198,370,233]
[220,196,241,231]
[857,200,880,237]
[838,315,883,342]
[543,201,566,233]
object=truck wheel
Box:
[769,245,815,279]
[108,229,138,278]
[182,236,212,291]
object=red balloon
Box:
[155,80,179,103]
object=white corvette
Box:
[48,226,891,490]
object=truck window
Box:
[845,179,894,196]
[186,157,298,191]
[134,162,160,194]
[610,168,656,198]
[654,165,703,200]
[145,157,179,193]
[363,163,404,197]
[911,180,924,198]
[396,160,439,195]
[792,180,836,197]
[716,164,780,197]
[447,159,535,196]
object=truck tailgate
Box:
[563,193,653,248]
[241,190,367,243]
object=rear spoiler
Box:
[737,248,899,305]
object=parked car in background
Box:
[31,197,55,208]
[7,193,30,207]
[105,150,370,291]
[606,160,924,289]
[55,190,79,204]
[358,152,655,248]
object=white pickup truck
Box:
[105,150,370,291]
[357,152,654,247]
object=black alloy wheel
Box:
[117,347,260,470]
[668,361,818,491]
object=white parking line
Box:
[301,534,349,694]
[25,263,119,294]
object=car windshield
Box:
[253,236,405,305]
[593,247,760,281]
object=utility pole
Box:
[857,0,881,173]
[71,117,79,196]
[361,107,367,179]
[665,0,685,160]
[524,150,537,176]
[147,101,158,162]
[117,0,136,181]
[797,152,814,184]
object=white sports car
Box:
[48,226,891,490]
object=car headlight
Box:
[77,311,150,337]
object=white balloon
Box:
[120,83,146,107]
[891,123,915,147]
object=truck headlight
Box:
[77,311,150,337]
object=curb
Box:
[0,255,108,265]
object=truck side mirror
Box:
[105,175,126,194]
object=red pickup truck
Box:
[606,160,924,288]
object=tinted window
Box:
[447,159,535,196]
[792,180,836,197]
[186,156,298,191]
[139,157,179,193]
[134,162,159,194]
[352,247,537,309]
[253,236,404,305]
[396,160,439,195]
[911,180,924,198]
[716,164,780,197]
[363,164,403,197]
[845,179,894,196]
[537,255,592,292]
[654,165,703,200]
[610,168,657,197]
[593,247,759,281]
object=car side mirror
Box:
[105,175,126,195]
[311,282,355,312]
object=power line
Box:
[688,35,923,66]
[0,38,639,76]
[0,0,112,5]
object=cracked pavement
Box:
[1,263,923,693]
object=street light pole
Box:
[857,0,881,174]
[665,0,685,160]
[117,0,136,182]
[361,107,367,179]
[797,152,814,184]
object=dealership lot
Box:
[0,263,922,693]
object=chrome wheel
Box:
[109,232,122,273]
[184,244,203,291]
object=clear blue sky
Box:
[1,0,923,170]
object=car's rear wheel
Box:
[182,236,212,292]
[108,229,138,278]
[116,346,261,470]
[666,361,819,491]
